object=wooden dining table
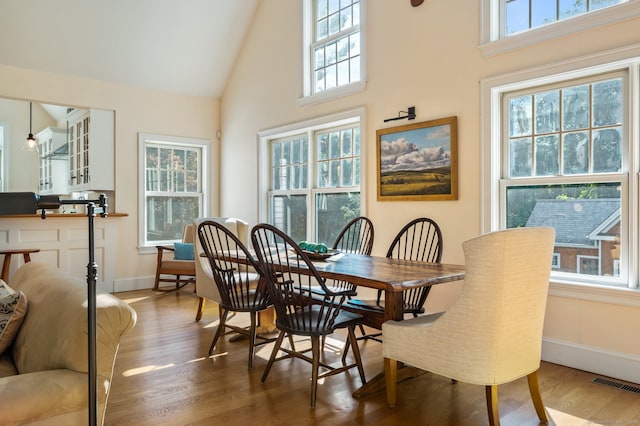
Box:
[312,253,465,328]
[205,249,465,398]
[307,253,465,398]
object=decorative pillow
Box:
[174,242,195,260]
[0,280,28,355]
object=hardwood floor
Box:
[105,287,640,425]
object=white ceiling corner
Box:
[0,0,259,98]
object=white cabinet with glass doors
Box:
[67,108,114,191]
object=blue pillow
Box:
[174,242,195,260]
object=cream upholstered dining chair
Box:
[193,217,250,321]
[383,227,555,426]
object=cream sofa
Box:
[0,262,137,425]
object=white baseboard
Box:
[542,337,640,384]
[114,276,154,293]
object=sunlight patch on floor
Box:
[546,407,601,425]
[203,319,221,328]
[252,335,349,362]
[122,363,175,377]
[120,296,150,304]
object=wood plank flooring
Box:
[104,287,640,425]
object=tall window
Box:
[260,109,364,245]
[482,55,640,289]
[302,0,365,102]
[138,133,208,250]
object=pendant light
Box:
[23,102,38,152]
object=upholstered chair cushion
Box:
[173,242,195,260]
[0,280,28,355]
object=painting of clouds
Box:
[377,117,457,200]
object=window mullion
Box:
[311,25,359,49]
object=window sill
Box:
[549,279,640,307]
[298,81,367,107]
[479,2,640,57]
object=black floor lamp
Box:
[0,191,107,426]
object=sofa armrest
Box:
[0,368,109,425]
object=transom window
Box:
[260,110,364,246]
[480,0,640,55]
[138,133,208,250]
[504,0,627,36]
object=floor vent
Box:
[592,377,640,395]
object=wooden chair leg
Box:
[527,370,549,424]
[195,297,205,321]
[341,335,351,365]
[310,335,321,407]
[347,325,366,384]
[384,357,398,407]
[485,385,500,426]
[208,309,229,356]
[247,312,257,369]
[262,330,286,383]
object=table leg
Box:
[385,289,405,322]
[256,306,277,334]
[352,289,407,399]
[228,306,277,342]
[353,366,424,399]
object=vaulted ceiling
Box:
[0,0,259,98]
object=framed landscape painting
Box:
[377,116,458,201]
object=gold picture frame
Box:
[377,116,458,201]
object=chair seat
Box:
[309,284,357,297]
[347,298,425,316]
[276,304,362,337]
[159,260,196,275]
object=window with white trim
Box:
[504,0,627,36]
[480,0,640,55]
[482,55,640,289]
[302,0,365,102]
[259,110,364,246]
[138,133,208,251]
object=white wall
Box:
[0,64,220,287]
[220,1,640,383]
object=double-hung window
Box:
[138,133,208,251]
[260,109,364,246]
[302,0,365,103]
[482,54,640,289]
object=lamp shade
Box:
[0,192,61,215]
